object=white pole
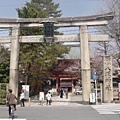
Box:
[95,80,97,105]
[100,83,103,104]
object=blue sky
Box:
[0,0,105,18]
[55,0,104,17]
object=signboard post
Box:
[118,83,120,92]
[22,85,29,100]
[90,93,95,103]
[92,70,98,105]
[39,92,45,105]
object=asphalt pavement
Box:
[0,93,120,120]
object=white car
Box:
[75,88,82,95]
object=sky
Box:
[0,0,105,18]
[0,0,105,58]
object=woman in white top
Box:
[20,90,25,107]
[46,92,52,105]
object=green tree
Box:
[31,0,62,18]
[0,46,10,83]
[16,0,70,94]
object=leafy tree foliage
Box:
[31,0,62,18]
[16,0,70,94]
[95,0,120,67]
[0,46,10,83]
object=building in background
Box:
[50,59,81,93]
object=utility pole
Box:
[118,2,120,37]
[118,1,120,80]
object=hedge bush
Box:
[0,83,7,105]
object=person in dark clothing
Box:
[57,88,60,96]
[60,88,64,98]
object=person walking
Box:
[60,88,64,98]
[65,88,68,99]
[46,92,52,105]
[20,90,25,107]
[6,89,17,117]
[57,88,60,96]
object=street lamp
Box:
[22,69,25,74]
[21,68,29,100]
[92,69,98,105]
[42,22,55,43]
[22,68,27,85]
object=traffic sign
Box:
[92,74,98,80]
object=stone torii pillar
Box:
[9,24,20,97]
[80,25,91,103]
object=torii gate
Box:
[0,12,114,103]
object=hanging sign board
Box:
[90,93,95,103]
[22,85,29,100]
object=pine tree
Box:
[16,0,70,95]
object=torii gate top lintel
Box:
[0,12,114,24]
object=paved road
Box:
[0,93,120,120]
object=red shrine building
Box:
[50,59,81,93]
